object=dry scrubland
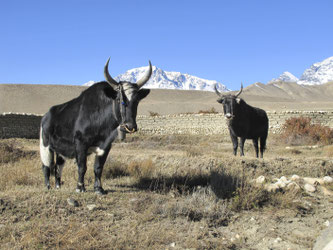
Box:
[1,133,333,249]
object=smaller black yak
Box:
[214,83,269,158]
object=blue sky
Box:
[1,0,332,90]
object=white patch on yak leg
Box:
[88,147,105,156]
[40,128,53,167]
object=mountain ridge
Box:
[85,66,229,92]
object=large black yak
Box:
[214,83,269,158]
[40,58,152,194]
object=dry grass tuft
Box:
[17,220,110,249]
[0,141,36,163]
[185,147,202,157]
[154,187,230,226]
[103,159,129,179]
[0,157,41,191]
[323,145,333,157]
[127,158,156,179]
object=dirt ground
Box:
[1,134,333,249]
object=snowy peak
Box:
[298,56,333,85]
[83,65,229,92]
[267,56,333,86]
[268,71,299,83]
[115,65,229,92]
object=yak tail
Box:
[40,127,55,175]
[260,134,267,152]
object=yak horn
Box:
[104,57,119,89]
[235,83,243,97]
[214,83,223,97]
[136,60,152,88]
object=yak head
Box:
[104,58,152,133]
[214,83,243,121]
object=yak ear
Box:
[104,86,118,99]
[217,98,224,104]
[236,98,241,104]
[138,89,150,100]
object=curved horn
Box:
[136,60,152,88]
[104,57,119,89]
[214,83,223,97]
[235,83,243,97]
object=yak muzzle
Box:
[225,113,234,120]
[120,124,137,134]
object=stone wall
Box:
[137,111,333,135]
[1,111,333,139]
[0,113,42,139]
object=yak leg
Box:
[252,138,259,158]
[93,147,110,195]
[259,135,267,158]
[42,165,51,189]
[75,143,87,193]
[55,154,65,189]
[240,138,246,156]
[230,134,238,156]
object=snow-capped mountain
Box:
[268,56,333,86]
[298,56,333,85]
[268,71,299,83]
[84,66,229,92]
[116,66,229,92]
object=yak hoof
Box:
[94,187,106,195]
[76,185,86,193]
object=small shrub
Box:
[148,111,160,117]
[198,107,218,114]
[281,116,333,145]
[157,187,230,226]
[290,149,302,155]
[103,160,129,179]
[230,180,269,211]
[127,158,156,179]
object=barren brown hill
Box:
[1,82,333,115]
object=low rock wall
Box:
[1,111,333,139]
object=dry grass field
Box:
[1,134,333,249]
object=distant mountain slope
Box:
[244,81,333,101]
[2,82,333,115]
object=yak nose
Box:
[225,113,233,119]
[121,123,137,133]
